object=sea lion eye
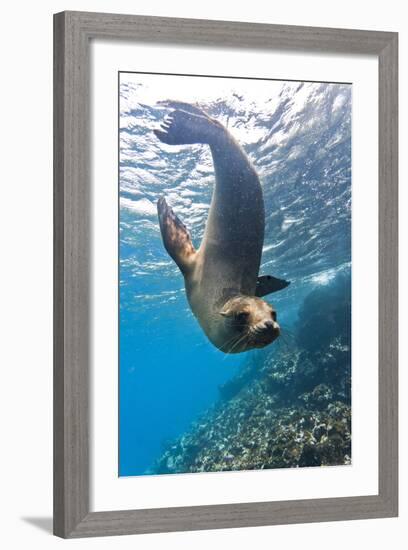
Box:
[271,311,277,322]
[235,312,249,323]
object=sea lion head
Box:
[218,295,280,353]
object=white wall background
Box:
[0,1,405,548]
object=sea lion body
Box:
[185,126,265,346]
[155,102,289,353]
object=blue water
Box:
[119,73,351,476]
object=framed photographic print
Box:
[53,11,398,538]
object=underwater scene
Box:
[119,73,351,476]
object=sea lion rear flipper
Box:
[255,275,290,297]
[154,108,219,146]
[157,100,208,117]
[157,197,197,274]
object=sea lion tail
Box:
[154,102,222,146]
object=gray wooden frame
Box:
[53,10,398,538]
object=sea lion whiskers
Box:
[224,332,250,356]
[249,323,267,336]
[219,330,246,355]
[276,327,292,350]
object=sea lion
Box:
[154,100,289,353]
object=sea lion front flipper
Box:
[255,275,290,297]
[157,197,197,275]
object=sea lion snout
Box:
[261,320,274,331]
[258,319,280,336]
[253,319,280,346]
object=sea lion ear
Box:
[255,275,290,297]
[157,197,197,275]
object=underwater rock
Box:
[296,271,351,353]
[219,351,264,400]
[151,272,352,474]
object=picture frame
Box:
[53,10,398,538]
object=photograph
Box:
[118,72,352,477]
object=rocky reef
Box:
[151,272,351,474]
